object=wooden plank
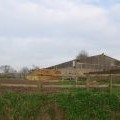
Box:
[112,84,120,87]
[0,84,37,88]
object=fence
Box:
[0,74,120,93]
[85,74,120,93]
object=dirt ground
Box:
[0,79,110,94]
[35,102,65,120]
[0,80,66,94]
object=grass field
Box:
[0,90,120,120]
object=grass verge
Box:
[0,90,120,120]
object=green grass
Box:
[0,90,120,120]
[58,80,77,85]
[0,93,46,120]
[57,80,86,85]
[54,91,120,120]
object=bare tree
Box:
[0,65,16,73]
[32,65,39,70]
[76,50,89,60]
[19,67,29,75]
[18,67,30,80]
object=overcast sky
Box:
[0,0,120,69]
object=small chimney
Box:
[102,53,105,56]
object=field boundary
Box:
[0,74,120,93]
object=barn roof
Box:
[47,53,120,69]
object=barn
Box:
[47,53,120,76]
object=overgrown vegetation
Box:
[0,93,46,120]
[0,90,120,120]
[54,91,120,120]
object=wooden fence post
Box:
[76,76,78,88]
[62,76,64,88]
[86,74,90,91]
[109,74,113,94]
[38,79,42,92]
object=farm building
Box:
[47,53,120,77]
[27,53,120,80]
[26,69,61,81]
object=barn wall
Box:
[47,54,120,76]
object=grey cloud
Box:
[0,0,120,69]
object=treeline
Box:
[0,65,39,80]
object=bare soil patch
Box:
[36,102,64,120]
